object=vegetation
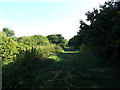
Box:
[2,47,120,88]
[47,34,68,48]
[3,27,15,37]
[69,1,120,63]
[1,1,120,88]
[1,29,63,66]
[0,31,19,65]
[17,35,51,46]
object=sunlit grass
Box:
[47,55,60,62]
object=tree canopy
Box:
[3,27,15,37]
[47,34,68,48]
[69,1,120,61]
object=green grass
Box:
[47,55,60,62]
[2,47,120,88]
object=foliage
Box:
[2,32,62,88]
[47,34,68,48]
[34,44,62,58]
[68,35,79,47]
[2,47,120,88]
[2,1,120,88]
[17,35,50,46]
[69,1,120,62]
[0,31,19,65]
[3,27,15,37]
[1,29,63,67]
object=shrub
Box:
[0,31,19,66]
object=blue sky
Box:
[0,0,106,39]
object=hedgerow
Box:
[1,31,62,66]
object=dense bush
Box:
[17,35,51,46]
[2,33,62,88]
[68,35,80,47]
[23,44,62,59]
[0,31,19,65]
[1,29,63,67]
[47,34,68,48]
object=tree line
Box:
[68,1,120,63]
[0,27,68,66]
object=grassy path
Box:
[40,47,120,88]
[3,47,120,88]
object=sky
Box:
[0,0,107,40]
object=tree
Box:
[68,35,78,46]
[69,1,120,61]
[3,28,15,37]
[47,34,68,48]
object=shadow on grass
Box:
[48,49,120,88]
[2,47,120,88]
